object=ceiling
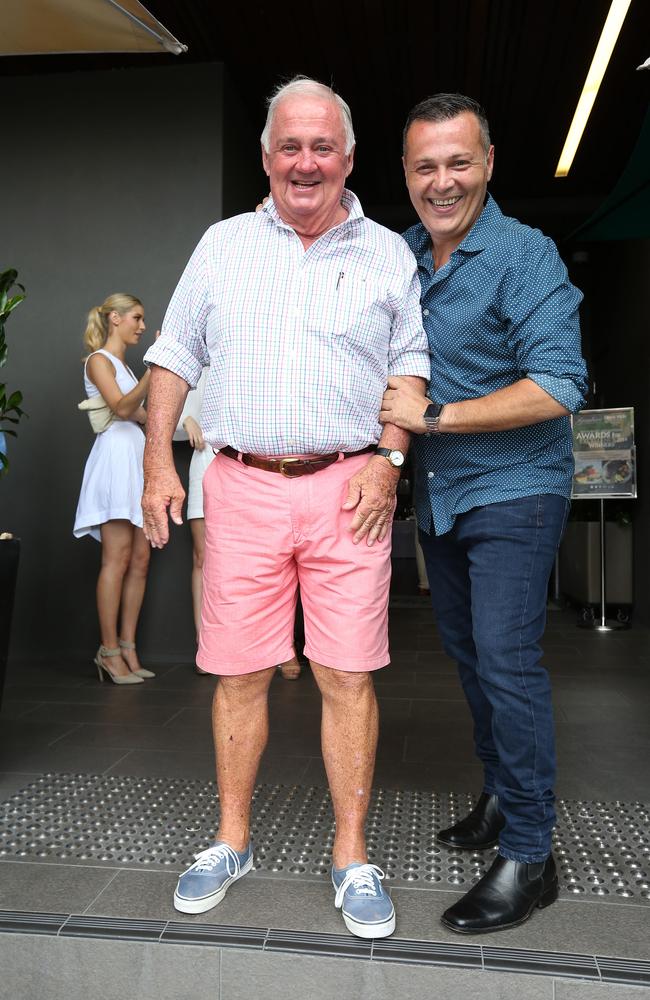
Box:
[2,0,649,235]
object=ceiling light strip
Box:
[555,0,633,177]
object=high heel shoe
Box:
[94,646,144,685]
[118,639,156,678]
[277,658,302,681]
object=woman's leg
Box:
[118,527,151,673]
[98,520,134,677]
[189,517,206,642]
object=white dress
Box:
[176,368,215,520]
[73,349,145,541]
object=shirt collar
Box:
[262,187,365,231]
[406,193,506,263]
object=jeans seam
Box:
[515,494,543,856]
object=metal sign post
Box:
[571,408,636,631]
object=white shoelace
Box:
[334,863,386,908]
[184,843,241,877]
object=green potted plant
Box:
[0,268,26,711]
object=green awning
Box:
[570,107,650,241]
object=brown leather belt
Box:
[220,445,375,478]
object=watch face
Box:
[425,402,443,419]
[389,450,405,467]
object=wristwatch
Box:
[375,447,405,468]
[423,401,445,433]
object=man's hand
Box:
[342,456,399,545]
[142,465,186,549]
[379,376,429,433]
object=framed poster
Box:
[571,407,636,499]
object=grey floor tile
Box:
[23,702,183,727]
[221,949,552,1000]
[86,867,342,932]
[0,859,119,912]
[104,749,217,779]
[0,934,220,1000]
[0,745,134,774]
[389,890,650,960]
[53,723,215,753]
[0,700,43,720]
[555,984,650,1000]
[0,771,41,800]
[0,720,83,748]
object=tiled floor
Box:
[1,596,649,998]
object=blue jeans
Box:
[419,494,570,863]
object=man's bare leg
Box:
[310,662,378,867]
[212,666,276,849]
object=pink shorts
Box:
[196,451,392,675]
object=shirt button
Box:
[423,309,430,316]
[427,471,434,479]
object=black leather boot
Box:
[437,792,505,849]
[441,854,558,934]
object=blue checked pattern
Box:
[145,190,430,455]
[403,196,588,536]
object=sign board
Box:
[571,407,636,499]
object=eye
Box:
[316,145,331,153]
[452,160,470,169]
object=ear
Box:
[344,145,355,179]
[486,145,495,182]
[261,144,270,177]
[402,155,408,182]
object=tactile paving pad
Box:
[0,774,648,902]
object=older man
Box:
[380,94,588,933]
[142,77,429,938]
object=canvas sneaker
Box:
[332,862,395,938]
[174,841,253,914]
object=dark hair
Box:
[402,93,491,156]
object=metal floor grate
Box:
[0,774,648,902]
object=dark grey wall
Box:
[2,62,224,662]
[586,240,650,625]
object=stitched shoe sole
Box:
[440,878,559,935]
[340,909,396,939]
[173,854,254,914]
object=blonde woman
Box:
[74,293,156,684]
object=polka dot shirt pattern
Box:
[402,195,588,536]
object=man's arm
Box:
[379,375,568,435]
[344,375,426,545]
[142,366,190,548]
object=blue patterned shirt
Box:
[145,190,430,455]
[403,195,588,536]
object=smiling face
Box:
[112,305,146,346]
[403,112,494,262]
[261,95,354,235]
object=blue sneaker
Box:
[332,862,395,938]
[174,841,253,914]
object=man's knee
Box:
[311,663,375,700]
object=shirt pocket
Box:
[305,272,389,350]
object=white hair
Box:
[260,76,355,155]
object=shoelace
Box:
[185,843,241,877]
[334,863,386,908]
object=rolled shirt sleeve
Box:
[388,258,431,380]
[144,229,212,388]
[505,236,588,413]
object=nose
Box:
[431,167,455,192]
[296,149,317,173]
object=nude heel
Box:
[94,646,144,685]
[118,639,156,679]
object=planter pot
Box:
[0,537,20,713]
[559,521,633,606]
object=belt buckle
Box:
[279,457,302,478]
